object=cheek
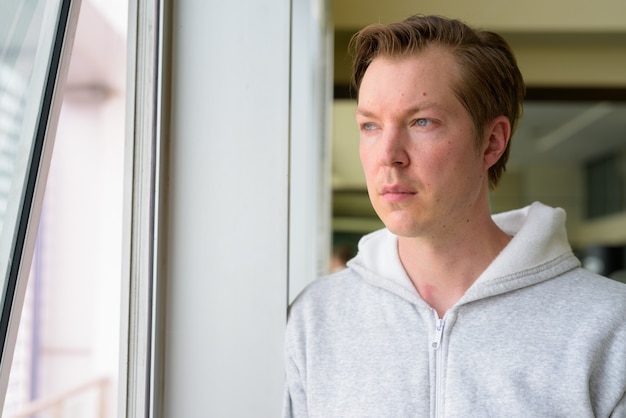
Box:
[359,146,374,175]
[420,145,450,170]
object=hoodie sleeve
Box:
[283,340,308,418]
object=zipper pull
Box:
[432,319,445,350]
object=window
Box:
[0,0,82,413]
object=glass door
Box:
[0,0,82,410]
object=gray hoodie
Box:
[284,202,626,417]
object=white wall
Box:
[158,0,330,416]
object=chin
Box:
[378,214,419,238]
[385,226,419,238]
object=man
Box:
[284,15,626,417]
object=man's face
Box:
[356,48,491,239]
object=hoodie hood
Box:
[347,201,581,305]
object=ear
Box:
[482,116,511,170]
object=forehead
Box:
[357,48,462,111]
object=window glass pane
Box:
[2,0,125,416]
[0,0,61,275]
[0,0,80,411]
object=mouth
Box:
[380,185,417,203]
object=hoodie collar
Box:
[347,202,580,303]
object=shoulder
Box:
[550,268,626,332]
[288,269,363,320]
[285,266,396,342]
[285,269,361,354]
[564,268,626,303]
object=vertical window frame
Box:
[119,0,168,416]
[0,0,83,410]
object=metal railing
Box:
[7,376,111,418]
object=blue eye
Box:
[416,119,431,126]
[362,123,375,131]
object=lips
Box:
[380,185,416,202]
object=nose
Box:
[380,126,409,167]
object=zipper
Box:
[432,318,445,350]
[432,317,445,418]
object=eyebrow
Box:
[355,102,441,118]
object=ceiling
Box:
[329,0,626,229]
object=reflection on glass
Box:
[0,64,26,238]
[0,0,53,283]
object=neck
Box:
[398,214,511,318]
